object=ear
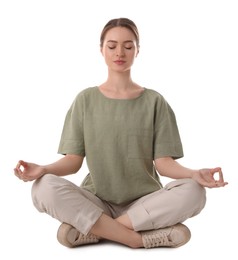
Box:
[135,48,139,57]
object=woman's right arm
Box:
[14,154,84,182]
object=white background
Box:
[0,0,237,259]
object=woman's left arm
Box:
[154,157,228,188]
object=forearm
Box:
[42,154,84,177]
[155,157,198,179]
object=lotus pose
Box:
[14,17,228,249]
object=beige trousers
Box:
[32,174,206,235]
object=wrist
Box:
[40,165,48,177]
[190,169,199,179]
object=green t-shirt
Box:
[58,87,183,205]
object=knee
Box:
[32,174,56,197]
[31,174,58,211]
[166,178,206,213]
[183,178,206,212]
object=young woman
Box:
[14,18,228,249]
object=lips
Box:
[114,60,126,65]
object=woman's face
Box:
[101,26,139,72]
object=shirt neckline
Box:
[95,86,146,101]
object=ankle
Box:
[128,231,143,248]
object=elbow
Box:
[72,161,84,174]
[154,156,173,177]
[70,169,79,175]
[66,154,84,174]
[158,171,166,177]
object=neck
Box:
[103,69,134,91]
[98,70,144,99]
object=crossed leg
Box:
[90,213,143,248]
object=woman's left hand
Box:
[192,167,228,188]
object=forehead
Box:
[104,26,136,42]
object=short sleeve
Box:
[153,97,183,160]
[57,93,85,156]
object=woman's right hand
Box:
[14,160,45,182]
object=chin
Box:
[111,66,131,73]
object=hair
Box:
[100,18,140,48]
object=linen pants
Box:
[32,174,206,235]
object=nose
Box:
[116,46,125,57]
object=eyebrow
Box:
[106,40,134,44]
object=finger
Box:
[197,176,217,188]
[218,169,224,182]
[210,167,221,176]
[14,167,22,176]
[206,182,218,188]
[212,179,228,188]
[17,160,28,169]
[209,167,224,184]
[15,161,23,171]
[215,182,227,188]
[15,162,21,170]
[14,171,20,179]
[14,170,23,180]
[19,160,28,167]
